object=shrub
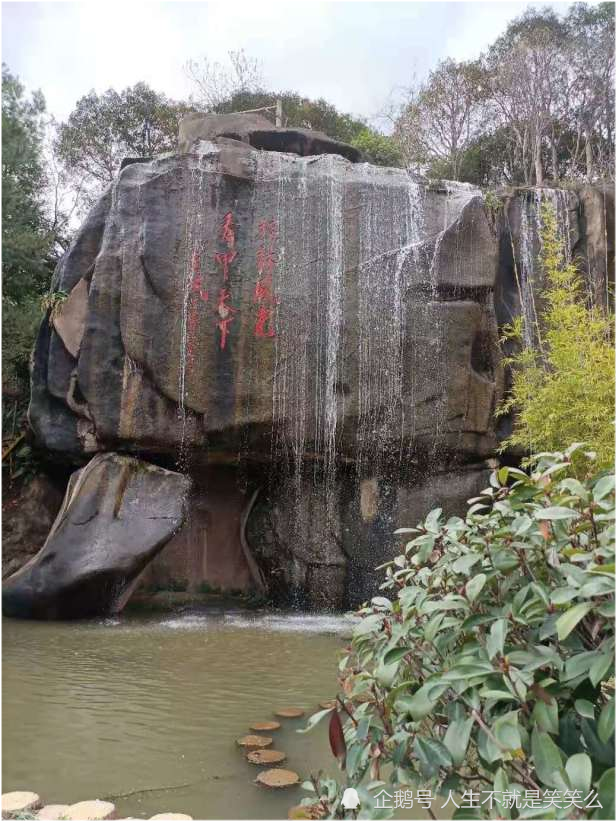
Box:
[497,201,615,474]
[299,447,615,820]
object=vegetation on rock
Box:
[498,201,615,473]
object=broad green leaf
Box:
[297,707,334,733]
[595,767,616,819]
[531,727,566,789]
[487,618,508,659]
[493,711,521,751]
[466,573,486,602]
[590,651,614,686]
[574,699,595,719]
[598,698,615,744]
[555,602,592,640]
[452,553,481,575]
[532,699,559,735]
[383,646,410,666]
[593,475,615,501]
[565,753,592,793]
[535,506,579,520]
[443,716,473,766]
[413,736,452,778]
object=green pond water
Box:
[3,608,352,819]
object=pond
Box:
[3,608,353,819]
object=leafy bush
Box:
[299,448,615,819]
[350,129,405,168]
[498,201,615,473]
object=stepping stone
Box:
[149,815,193,820]
[38,806,71,820]
[288,805,326,820]
[318,701,337,710]
[2,792,42,819]
[236,734,273,749]
[65,800,116,819]
[256,769,300,788]
[274,708,305,719]
[249,720,281,732]
[246,749,287,765]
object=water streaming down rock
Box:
[17,115,614,617]
[508,187,579,348]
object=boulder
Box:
[37,805,72,820]
[29,147,500,465]
[2,454,190,619]
[1,792,42,819]
[2,475,64,578]
[65,801,115,820]
[23,116,613,611]
[178,112,361,162]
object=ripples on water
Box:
[1,611,440,821]
[2,610,352,819]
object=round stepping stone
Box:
[38,806,71,820]
[246,749,287,765]
[236,734,273,749]
[2,792,42,819]
[256,768,300,788]
[65,800,116,820]
[288,805,325,820]
[318,700,337,710]
[274,708,305,719]
[249,720,281,732]
[149,815,193,820]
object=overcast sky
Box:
[3,1,574,128]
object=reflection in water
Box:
[2,611,348,819]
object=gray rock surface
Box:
[2,475,64,579]
[21,119,614,612]
[2,453,191,619]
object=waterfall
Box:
[516,187,575,348]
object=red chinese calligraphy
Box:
[216,287,238,350]
[258,219,277,241]
[254,305,276,338]
[221,212,236,248]
[214,249,238,281]
[253,218,279,339]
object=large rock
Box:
[177,112,361,162]
[2,453,190,619]
[29,144,500,466]
[23,116,613,611]
[2,475,64,579]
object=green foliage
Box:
[56,82,190,189]
[2,65,55,400]
[498,201,615,473]
[212,89,368,146]
[350,129,405,168]
[299,450,615,819]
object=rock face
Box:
[20,115,614,612]
[2,475,64,579]
[2,453,190,619]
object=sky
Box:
[2,0,575,128]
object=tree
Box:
[2,64,56,447]
[350,129,405,168]
[56,83,190,196]
[562,3,615,180]
[498,202,614,472]
[485,8,569,186]
[185,49,264,111]
[394,59,486,180]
